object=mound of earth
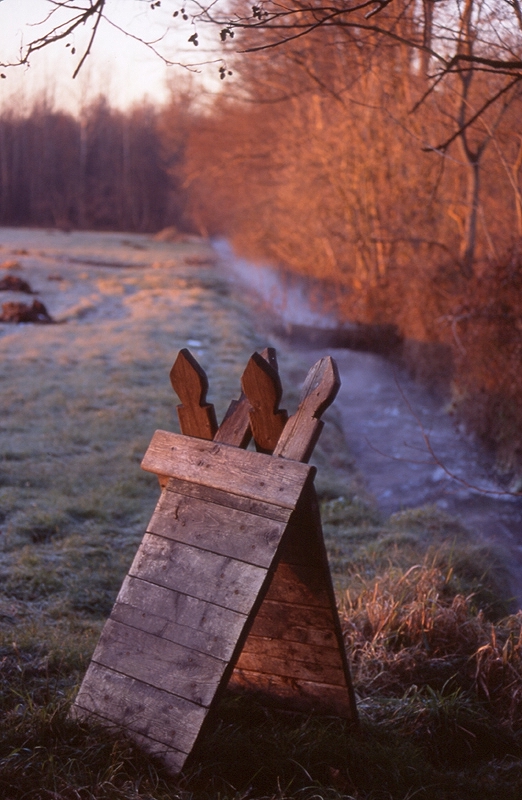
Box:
[0,299,55,323]
[0,275,34,293]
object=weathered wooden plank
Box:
[248,619,337,649]
[170,349,218,440]
[141,430,313,508]
[112,576,247,661]
[237,634,345,670]
[263,561,332,608]
[147,491,286,568]
[163,477,292,523]
[248,598,337,642]
[73,662,207,754]
[73,707,188,776]
[123,730,188,776]
[228,669,354,718]
[92,619,226,707]
[129,533,269,615]
[275,515,324,566]
[214,395,252,448]
[241,352,288,453]
[274,357,340,463]
[233,650,346,686]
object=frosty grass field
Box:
[1,228,521,800]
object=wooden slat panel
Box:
[276,522,323,566]
[147,491,286,568]
[72,708,188,776]
[233,651,346,686]
[248,600,337,646]
[228,670,354,719]
[113,576,246,661]
[251,598,336,631]
[92,619,225,707]
[141,430,313,508]
[123,730,188,776]
[129,533,269,615]
[164,477,292,522]
[263,561,332,608]
[237,634,344,670]
[73,662,207,755]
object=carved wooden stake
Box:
[274,356,340,463]
[170,349,218,440]
[241,351,288,453]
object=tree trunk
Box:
[460,157,480,277]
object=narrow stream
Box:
[214,240,522,605]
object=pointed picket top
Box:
[170,349,218,440]
[273,356,340,463]
[214,348,278,448]
[241,351,288,454]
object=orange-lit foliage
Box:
[174,26,522,474]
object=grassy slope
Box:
[1,234,521,799]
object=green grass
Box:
[1,236,521,799]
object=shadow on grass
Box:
[1,654,522,800]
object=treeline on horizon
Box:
[0,97,175,233]
[0,23,521,479]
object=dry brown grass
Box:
[342,562,522,731]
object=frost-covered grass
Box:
[1,230,521,799]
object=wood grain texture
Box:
[237,634,344,668]
[73,661,207,757]
[141,430,313,508]
[214,395,252,447]
[147,490,286,568]
[241,352,288,453]
[128,533,269,615]
[170,349,218,440]
[226,482,358,723]
[162,477,292,522]
[73,357,359,772]
[213,347,278,448]
[91,618,226,707]
[71,707,189,776]
[228,670,354,718]
[274,356,340,463]
[248,598,337,643]
[261,561,332,608]
[233,651,346,686]
[113,575,247,661]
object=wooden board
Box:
[112,575,246,661]
[226,484,357,721]
[72,662,205,772]
[141,430,313,509]
[72,439,316,775]
[228,671,353,718]
[147,489,287,568]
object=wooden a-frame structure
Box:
[72,348,357,775]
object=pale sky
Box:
[0,0,226,114]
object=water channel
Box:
[214,240,522,606]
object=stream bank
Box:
[214,241,522,606]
